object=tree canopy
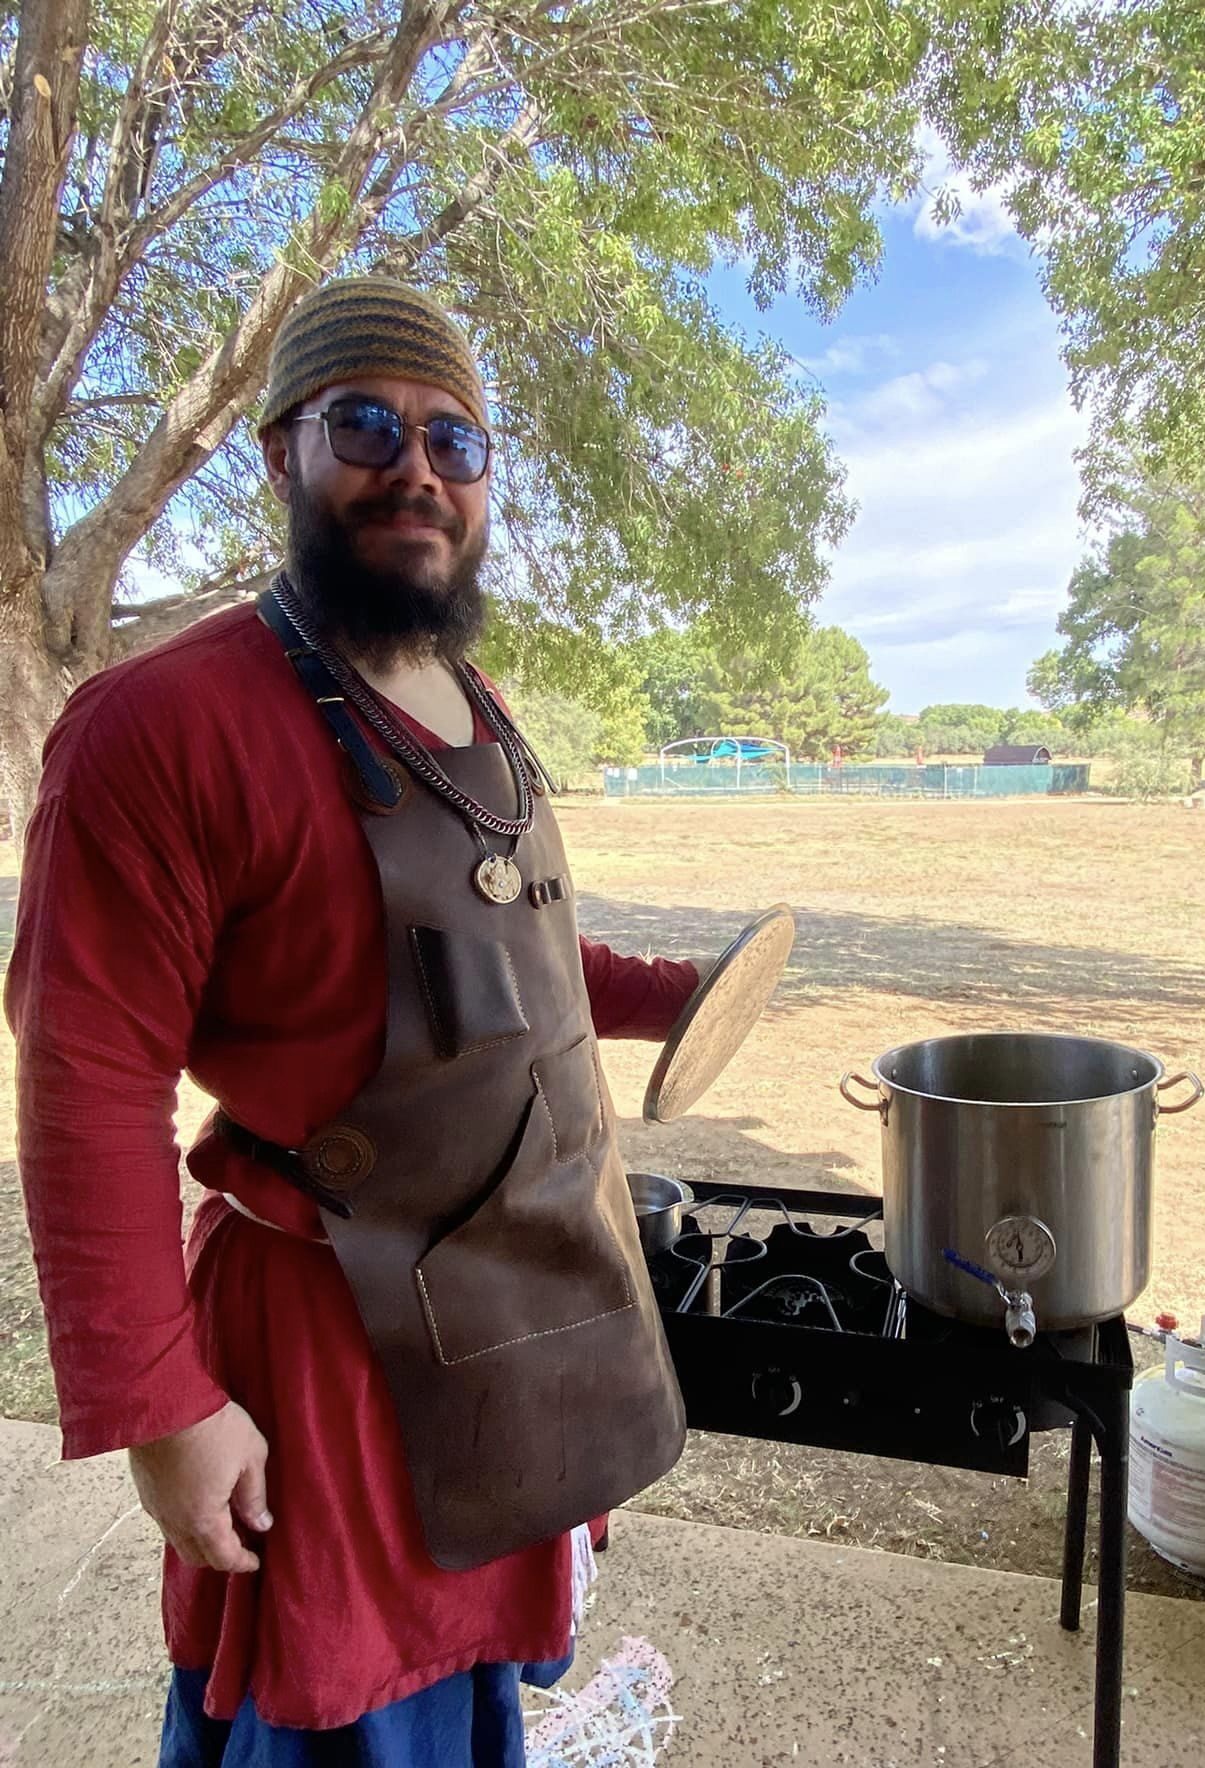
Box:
[1028,469,1205,776]
[693,625,888,761]
[923,0,1205,502]
[624,626,712,749]
[874,703,1069,758]
[0,0,933,830]
[6,0,1205,833]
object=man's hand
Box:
[128,1400,272,1574]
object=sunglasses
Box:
[291,396,491,484]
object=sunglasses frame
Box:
[291,395,492,484]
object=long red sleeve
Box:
[579,939,697,1040]
[6,677,234,1456]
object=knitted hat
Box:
[258,278,487,433]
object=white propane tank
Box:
[1128,1317,1205,1578]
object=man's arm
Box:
[6,674,269,1570]
[579,938,702,1041]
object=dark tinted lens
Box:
[326,399,402,467]
[427,415,489,483]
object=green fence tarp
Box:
[602,761,1091,799]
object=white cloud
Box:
[793,333,898,378]
[834,519,1080,598]
[909,124,1019,257]
[835,395,1085,503]
[815,344,1093,707]
[833,357,989,428]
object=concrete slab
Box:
[0,1422,166,1766]
[550,1509,1205,1767]
[2,1420,1203,1765]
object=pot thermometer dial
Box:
[984,1215,1057,1284]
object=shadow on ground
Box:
[578,893,1205,1039]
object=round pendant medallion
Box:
[473,853,523,905]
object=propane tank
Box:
[1128,1317,1205,1579]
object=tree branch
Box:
[358,29,498,222]
[101,1,182,241]
[65,390,160,416]
[36,5,281,412]
[33,4,182,415]
[126,26,393,259]
[110,566,276,658]
[34,4,283,442]
[383,98,543,273]
[44,0,466,664]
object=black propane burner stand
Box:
[649,1180,1134,1768]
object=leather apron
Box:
[232,595,686,1571]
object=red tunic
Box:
[6,605,696,1728]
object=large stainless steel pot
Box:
[840,1033,1202,1340]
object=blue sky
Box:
[707,137,1091,714]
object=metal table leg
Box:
[1091,1391,1129,1768]
[1061,1411,1093,1631]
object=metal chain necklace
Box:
[274,575,534,904]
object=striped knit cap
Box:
[258,278,487,433]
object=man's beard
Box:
[286,475,488,670]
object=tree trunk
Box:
[0,573,72,844]
[0,550,278,843]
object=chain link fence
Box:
[602,761,1091,799]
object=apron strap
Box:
[257,585,403,810]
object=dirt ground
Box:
[2,796,1204,1601]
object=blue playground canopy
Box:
[698,737,779,763]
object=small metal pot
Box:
[626,1173,694,1256]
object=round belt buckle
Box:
[301,1125,376,1190]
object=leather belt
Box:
[214,1110,355,1218]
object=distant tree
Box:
[593,683,650,767]
[916,703,1003,755]
[505,653,648,777]
[698,626,887,761]
[1028,472,1205,779]
[998,708,1067,751]
[875,712,920,758]
[625,627,712,750]
[502,688,602,791]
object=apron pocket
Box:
[409,925,530,1058]
[414,1042,633,1366]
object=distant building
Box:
[983,743,1053,765]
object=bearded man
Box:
[7,279,704,1766]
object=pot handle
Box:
[839,1071,884,1113]
[1155,1071,1204,1115]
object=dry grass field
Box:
[2,794,1203,1597]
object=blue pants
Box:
[160,1655,572,1766]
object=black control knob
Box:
[751,1368,803,1418]
[970,1397,1027,1451]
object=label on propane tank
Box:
[1131,1431,1205,1553]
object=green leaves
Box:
[1031,468,1205,770]
[315,176,352,223]
[921,0,1205,498]
[687,625,889,761]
